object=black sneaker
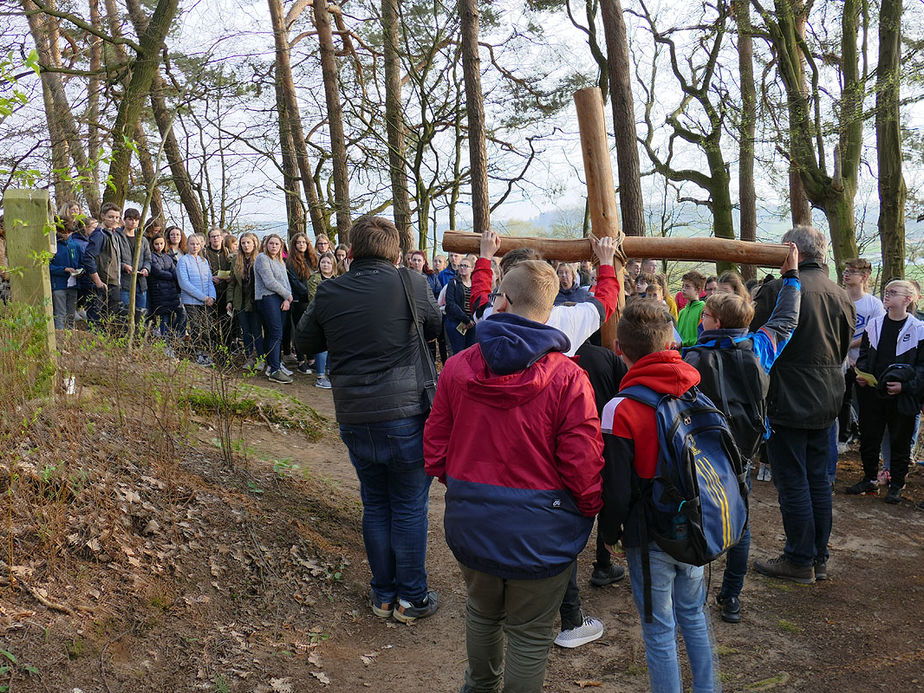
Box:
[394,590,439,624]
[715,593,741,624]
[296,362,312,375]
[813,560,828,581]
[883,483,904,505]
[845,478,878,495]
[589,563,626,587]
[754,554,814,584]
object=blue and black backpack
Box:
[620,384,749,621]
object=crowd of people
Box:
[47,202,354,386]
[29,205,924,691]
[294,217,922,693]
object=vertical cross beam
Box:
[574,87,625,350]
[4,189,57,355]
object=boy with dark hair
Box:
[676,270,706,346]
[82,202,124,324]
[599,298,718,693]
[683,244,801,623]
[113,207,151,315]
[425,260,604,692]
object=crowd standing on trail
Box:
[29,203,924,691]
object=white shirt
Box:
[851,292,885,365]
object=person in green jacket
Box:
[676,269,706,346]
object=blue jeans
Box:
[445,318,475,356]
[256,294,284,372]
[120,289,147,311]
[154,306,185,341]
[314,351,328,376]
[767,425,832,566]
[720,464,752,600]
[238,309,264,357]
[626,543,718,693]
[338,415,432,604]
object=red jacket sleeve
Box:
[470,257,494,315]
[423,363,455,485]
[592,264,620,322]
[554,367,604,516]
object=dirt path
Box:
[255,375,924,692]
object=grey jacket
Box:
[113,229,152,293]
[253,253,292,301]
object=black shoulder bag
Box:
[398,268,438,413]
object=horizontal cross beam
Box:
[442,231,790,268]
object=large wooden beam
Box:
[574,87,624,349]
[442,231,790,268]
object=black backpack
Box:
[684,338,770,458]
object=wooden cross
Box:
[442,87,789,348]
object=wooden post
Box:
[4,189,56,355]
[574,87,624,350]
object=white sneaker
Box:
[554,617,604,648]
[279,363,293,376]
[837,441,849,455]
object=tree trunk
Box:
[735,0,756,280]
[267,0,326,238]
[459,0,490,235]
[313,0,351,243]
[87,0,102,197]
[101,0,180,207]
[274,72,306,239]
[768,0,861,273]
[124,0,206,234]
[600,0,645,237]
[788,7,812,227]
[132,122,164,218]
[706,146,736,274]
[23,0,101,213]
[382,0,413,251]
[876,0,905,288]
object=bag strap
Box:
[617,384,664,409]
[398,268,438,385]
[714,351,731,417]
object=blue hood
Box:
[554,284,592,305]
[477,312,571,375]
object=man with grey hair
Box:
[750,226,854,584]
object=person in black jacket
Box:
[847,279,924,503]
[294,215,442,624]
[285,234,314,373]
[148,234,184,345]
[750,226,854,585]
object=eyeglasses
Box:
[884,289,908,298]
[702,312,714,320]
[460,264,472,269]
[488,290,513,306]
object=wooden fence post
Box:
[4,188,57,355]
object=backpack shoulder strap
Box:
[617,384,664,409]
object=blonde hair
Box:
[499,260,559,321]
[186,233,205,254]
[705,292,755,329]
[885,279,917,306]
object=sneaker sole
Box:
[720,610,742,624]
[393,608,435,625]
[554,629,604,648]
